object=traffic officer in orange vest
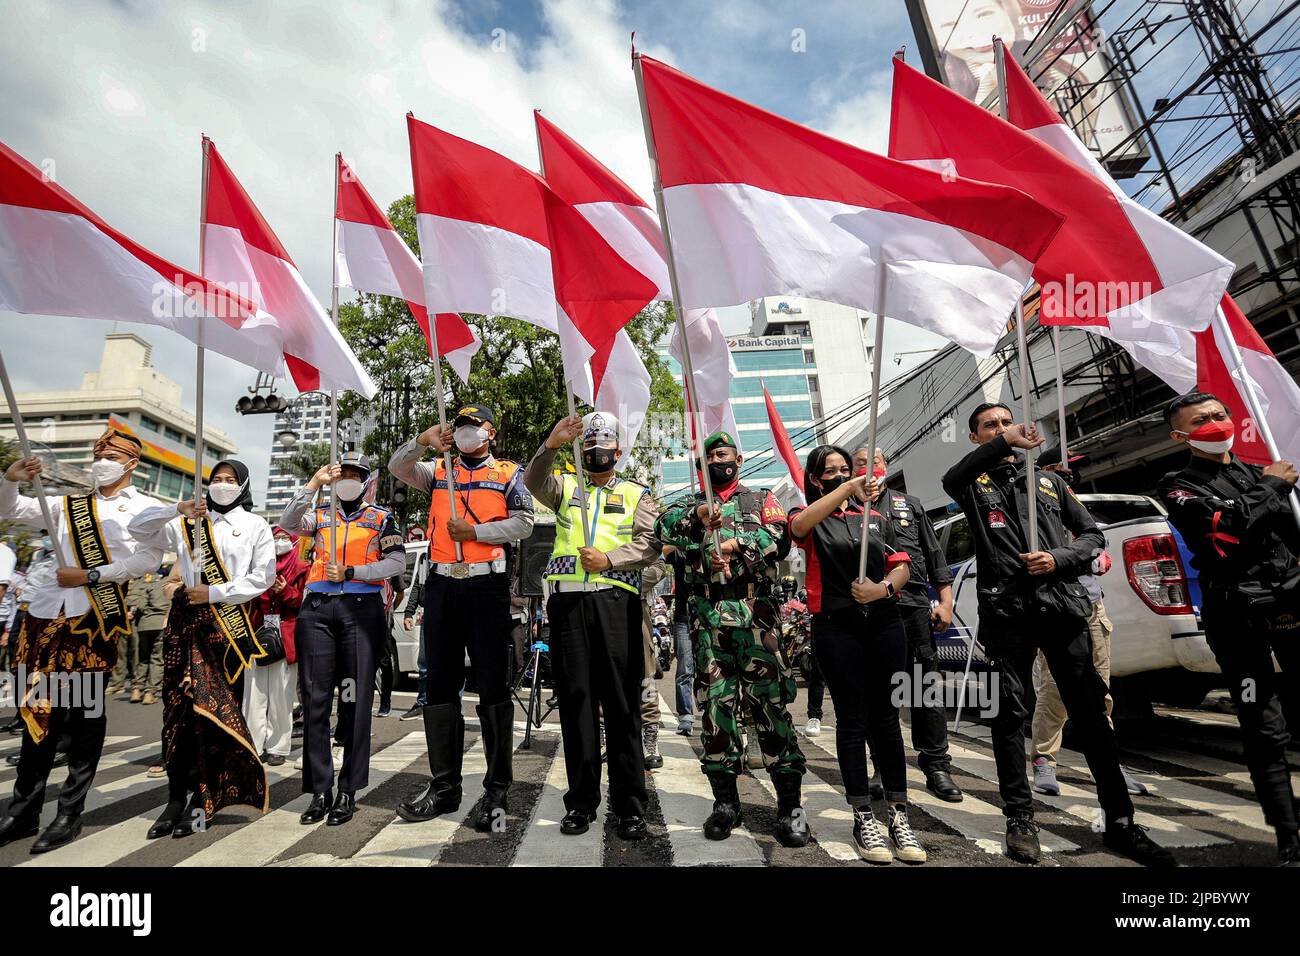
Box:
[388,403,534,832]
[279,451,406,827]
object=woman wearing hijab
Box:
[130,459,275,839]
[249,527,308,765]
[787,445,925,865]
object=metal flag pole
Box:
[1213,303,1300,529]
[995,37,1040,551]
[857,257,887,581]
[1053,326,1069,467]
[405,117,466,564]
[633,53,724,573]
[194,136,211,570]
[0,350,67,567]
[329,154,341,569]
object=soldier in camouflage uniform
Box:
[655,431,809,847]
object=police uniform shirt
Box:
[0,478,164,620]
[130,503,277,605]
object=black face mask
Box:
[707,461,739,488]
[583,447,618,474]
[818,475,848,496]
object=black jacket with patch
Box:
[878,490,952,608]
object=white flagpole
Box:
[633,54,724,573]
[858,260,887,581]
[0,350,67,567]
[1213,303,1300,529]
[405,121,466,564]
[1053,326,1069,468]
[330,155,341,569]
[194,136,210,570]
[995,38,1040,552]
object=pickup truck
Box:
[932,493,1223,709]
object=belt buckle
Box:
[450,563,471,580]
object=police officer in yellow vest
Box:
[388,403,534,831]
[280,451,406,826]
[524,411,661,841]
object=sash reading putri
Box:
[181,516,266,684]
[64,494,133,642]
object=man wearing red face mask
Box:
[1159,391,1300,866]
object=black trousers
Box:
[7,704,107,821]
[983,611,1134,822]
[548,588,646,818]
[805,637,825,720]
[377,629,399,711]
[812,604,908,806]
[423,572,513,707]
[297,592,383,794]
[1204,598,1299,836]
[899,603,953,772]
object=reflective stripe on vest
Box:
[545,474,644,593]
[307,505,390,589]
[425,458,520,564]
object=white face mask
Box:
[455,425,488,454]
[91,458,127,488]
[275,538,293,556]
[334,478,364,502]
[208,482,242,507]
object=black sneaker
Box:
[264,753,286,767]
[560,809,596,836]
[1279,843,1300,867]
[1104,821,1176,868]
[1005,815,1041,864]
[399,704,424,721]
[376,705,392,718]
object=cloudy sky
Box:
[3,0,1270,501]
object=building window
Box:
[808,376,819,394]
[140,415,161,432]
[158,466,185,500]
[804,349,815,365]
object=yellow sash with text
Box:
[181,516,265,684]
[64,494,133,642]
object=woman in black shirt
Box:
[789,445,924,864]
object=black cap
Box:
[453,403,495,427]
[1037,445,1087,469]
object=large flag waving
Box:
[335,156,480,383]
[635,54,1064,358]
[889,54,1233,336]
[0,139,283,375]
[202,139,376,397]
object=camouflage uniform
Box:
[655,472,805,782]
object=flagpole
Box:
[329,155,341,569]
[633,53,724,573]
[0,350,68,567]
[858,260,887,581]
[565,384,593,548]
[996,37,1040,552]
[404,118,465,564]
[195,136,210,570]
[1213,304,1300,529]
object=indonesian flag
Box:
[636,54,1063,358]
[0,139,283,375]
[408,114,657,460]
[335,156,480,383]
[202,139,377,398]
[889,52,1233,337]
[763,382,806,505]
[534,111,738,454]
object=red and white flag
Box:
[335,156,480,383]
[636,54,1063,358]
[763,383,806,505]
[534,111,739,453]
[202,139,376,398]
[889,52,1233,337]
[0,139,283,374]
[408,114,657,460]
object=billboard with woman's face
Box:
[905,0,1149,177]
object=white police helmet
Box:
[581,412,621,447]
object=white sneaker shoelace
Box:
[853,808,891,862]
[888,807,927,863]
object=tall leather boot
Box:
[772,771,811,848]
[703,772,742,841]
[396,703,464,823]
[473,700,514,833]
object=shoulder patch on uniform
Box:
[379,534,403,549]
[1166,489,1196,504]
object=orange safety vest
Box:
[425,457,521,564]
[306,503,393,588]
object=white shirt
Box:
[0,479,164,621]
[0,542,16,586]
[130,504,275,606]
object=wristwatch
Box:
[86,569,101,586]
[883,580,895,599]
[343,566,355,582]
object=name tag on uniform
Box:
[987,510,1007,529]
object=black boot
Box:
[0,815,39,847]
[924,768,964,803]
[397,703,463,822]
[300,789,333,825]
[327,791,356,826]
[772,772,810,848]
[703,773,742,841]
[473,701,513,833]
[30,814,82,854]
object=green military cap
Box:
[703,431,737,453]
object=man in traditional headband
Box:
[0,428,163,853]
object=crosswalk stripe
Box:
[1136,743,1300,793]
[512,732,606,867]
[0,736,149,793]
[346,738,489,866]
[179,731,429,868]
[748,764,859,862]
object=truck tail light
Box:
[1123,534,1192,616]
